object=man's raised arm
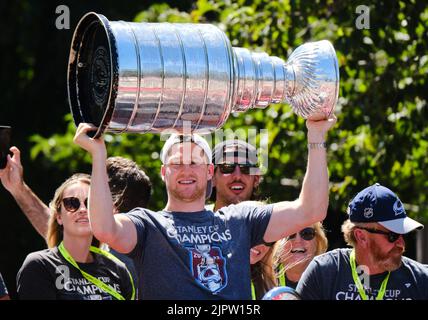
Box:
[264,116,336,243]
[73,123,137,253]
[0,147,49,238]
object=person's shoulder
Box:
[217,201,273,223]
[401,256,428,276]
[23,248,56,263]
[122,207,157,220]
[215,202,249,218]
[221,201,271,213]
[313,248,351,266]
[19,248,58,272]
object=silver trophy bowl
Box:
[68,12,339,137]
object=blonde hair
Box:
[251,243,277,299]
[46,173,91,248]
[341,219,374,247]
[313,222,329,256]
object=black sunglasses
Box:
[355,227,401,243]
[288,227,316,241]
[62,197,88,212]
[217,163,257,175]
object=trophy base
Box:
[68,13,117,138]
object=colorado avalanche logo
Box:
[393,199,405,216]
[188,244,227,294]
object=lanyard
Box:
[58,242,135,300]
[251,265,287,300]
[350,249,390,300]
[278,264,286,287]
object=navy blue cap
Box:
[347,183,423,234]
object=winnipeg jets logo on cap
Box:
[405,283,411,288]
[363,207,374,219]
[393,199,405,216]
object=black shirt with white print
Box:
[17,247,133,300]
[297,248,428,300]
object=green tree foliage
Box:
[31,0,428,221]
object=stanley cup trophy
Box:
[68,12,339,138]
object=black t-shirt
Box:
[109,248,141,299]
[297,248,428,300]
[17,247,133,300]
[0,272,8,297]
[282,274,298,290]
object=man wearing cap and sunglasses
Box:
[210,140,329,298]
[208,140,276,299]
[297,183,428,300]
[208,140,262,211]
[73,116,335,300]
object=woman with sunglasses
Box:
[17,174,134,300]
[273,222,328,289]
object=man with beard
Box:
[73,116,335,299]
[297,183,428,300]
[208,141,274,299]
[208,140,261,211]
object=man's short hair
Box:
[107,157,152,212]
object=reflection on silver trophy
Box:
[68,12,339,137]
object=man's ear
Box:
[253,175,261,188]
[207,164,214,181]
[212,173,217,187]
[161,165,166,182]
[354,229,369,248]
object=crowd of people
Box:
[1,116,428,300]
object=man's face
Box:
[162,143,213,203]
[213,156,260,206]
[367,224,405,272]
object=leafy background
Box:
[1,0,427,298]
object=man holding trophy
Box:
[70,12,338,299]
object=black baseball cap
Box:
[212,140,259,166]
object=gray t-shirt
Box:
[297,248,428,300]
[123,203,273,300]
